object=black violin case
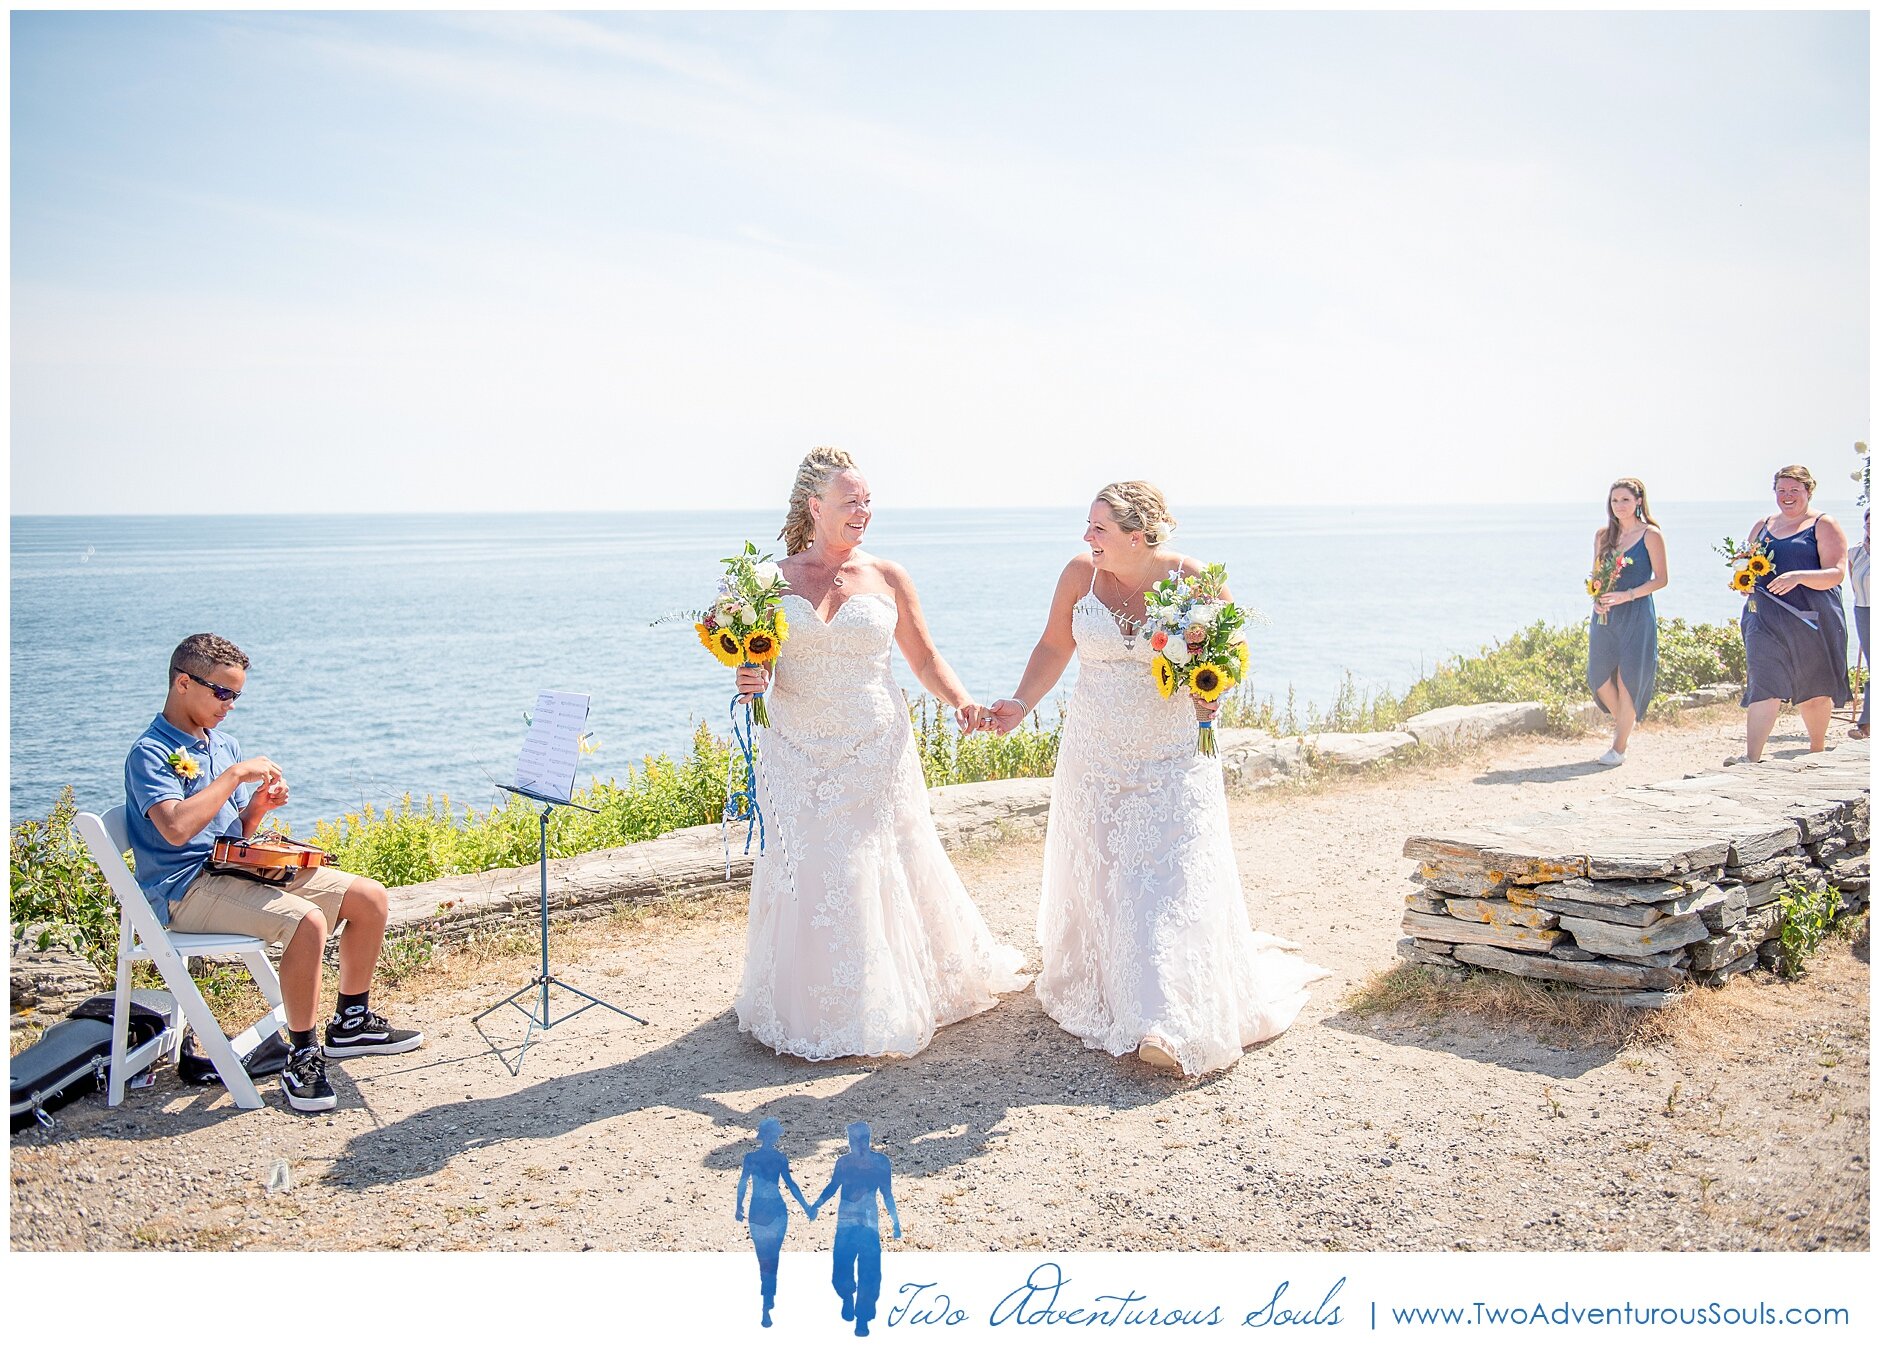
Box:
[10,991,176,1132]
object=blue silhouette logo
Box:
[811,1121,902,1337]
[735,1118,815,1328]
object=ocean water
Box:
[6,501,1829,828]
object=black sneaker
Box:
[281,1046,337,1113]
[323,1009,425,1058]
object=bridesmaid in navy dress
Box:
[1586,478,1668,767]
[1734,464,1852,764]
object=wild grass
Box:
[9,788,120,977]
[1345,962,1659,1050]
[912,696,1062,784]
[1220,616,1747,736]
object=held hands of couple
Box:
[980,698,1027,736]
[955,701,1001,735]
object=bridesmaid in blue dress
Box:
[1734,465,1852,764]
[1586,478,1668,767]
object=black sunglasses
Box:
[185,672,242,703]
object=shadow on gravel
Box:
[323,990,1196,1191]
[9,1070,270,1148]
[1471,759,1608,786]
[1318,1004,1616,1081]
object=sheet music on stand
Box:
[476,686,644,1074]
[510,690,589,805]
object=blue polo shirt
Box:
[124,714,251,922]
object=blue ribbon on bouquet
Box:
[721,694,766,879]
[1753,586,1822,631]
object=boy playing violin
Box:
[124,633,423,1112]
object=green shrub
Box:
[1219,674,1407,736]
[1655,618,1748,693]
[1221,615,1749,736]
[8,787,118,978]
[1775,882,1846,979]
[309,723,734,885]
[912,697,1062,785]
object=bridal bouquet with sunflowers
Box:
[1585,548,1633,625]
[1142,563,1251,756]
[1715,534,1775,613]
[689,542,789,726]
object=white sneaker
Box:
[1596,748,1626,767]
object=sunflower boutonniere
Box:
[165,748,203,781]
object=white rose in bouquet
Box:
[1162,636,1191,665]
[740,604,758,626]
[753,560,784,587]
[1189,601,1220,627]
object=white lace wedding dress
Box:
[1036,584,1330,1076]
[735,592,1028,1060]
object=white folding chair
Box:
[76,806,287,1110]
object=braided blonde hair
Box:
[1095,481,1177,546]
[779,446,858,555]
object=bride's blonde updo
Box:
[1095,480,1177,546]
[779,446,858,555]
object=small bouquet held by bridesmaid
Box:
[1585,549,1633,625]
[690,542,790,726]
[1143,564,1251,756]
[1715,535,1775,614]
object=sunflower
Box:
[1730,567,1757,594]
[1746,553,1774,577]
[772,608,790,643]
[710,628,745,666]
[694,621,714,651]
[742,630,779,665]
[1188,663,1228,702]
[1153,653,1179,699]
[165,749,202,780]
[1585,579,1602,598]
[1234,639,1250,680]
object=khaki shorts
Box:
[167,865,358,948]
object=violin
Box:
[210,831,333,874]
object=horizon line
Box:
[5,497,1820,520]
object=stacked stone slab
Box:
[1396,745,1870,1007]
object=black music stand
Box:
[472,783,647,1074]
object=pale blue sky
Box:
[9,9,1870,514]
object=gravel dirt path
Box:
[10,709,1869,1252]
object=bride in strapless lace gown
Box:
[988,483,1328,1076]
[733,449,1026,1060]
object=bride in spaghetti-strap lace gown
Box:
[989,483,1328,1076]
[734,450,1026,1060]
